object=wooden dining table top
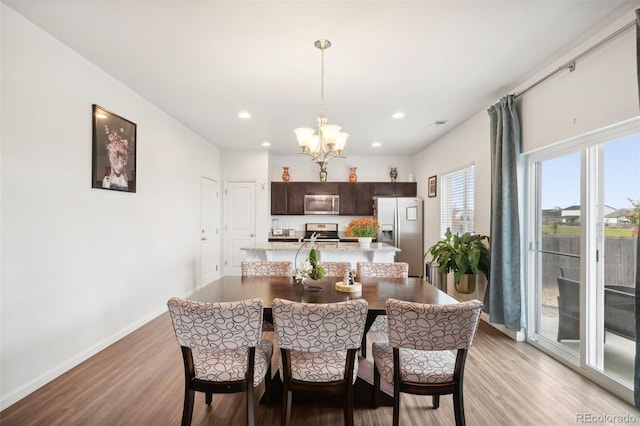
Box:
[190,275,458,312]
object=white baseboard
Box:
[480,312,526,341]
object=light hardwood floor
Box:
[1,313,638,425]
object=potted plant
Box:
[347,218,380,246]
[425,228,490,294]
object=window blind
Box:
[440,165,475,237]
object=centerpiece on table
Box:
[347,218,380,247]
[294,233,325,291]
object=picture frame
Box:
[92,104,137,193]
[428,175,437,197]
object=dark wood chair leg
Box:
[344,382,354,426]
[247,386,255,426]
[373,364,381,408]
[181,388,195,426]
[453,386,465,426]
[281,387,292,426]
[264,364,272,405]
[392,347,401,426]
[205,392,212,405]
[432,394,440,409]
[392,384,400,426]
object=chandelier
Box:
[295,39,347,173]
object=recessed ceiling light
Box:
[392,112,405,119]
[261,141,271,147]
[238,111,251,119]
[372,142,381,147]
[429,119,449,126]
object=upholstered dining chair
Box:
[357,262,409,279]
[241,260,292,276]
[372,298,483,426]
[272,298,368,426]
[321,261,352,277]
[167,297,273,426]
[241,261,292,330]
[356,262,409,335]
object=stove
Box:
[304,223,340,242]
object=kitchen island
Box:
[241,241,400,271]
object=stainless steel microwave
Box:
[304,194,340,215]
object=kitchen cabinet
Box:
[270,182,304,215]
[373,182,417,197]
[339,182,373,216]
[305,182,339,195]
[287,183,305,214]
[356,183,374,215]
[271,182,288,215]
[393,182,417,196]
[373,183,395,196]
[271,181,415,215]
[338,183,356,215]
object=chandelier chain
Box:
[319,46,325,120]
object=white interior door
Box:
[200,177,220,286]
[224,181,256,275]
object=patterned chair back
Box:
[241,261,292,276]
[385,298,483,351]
[272,298,368,352]
[167,297,263,350]
[321,261,352,277]
[357,262,409,278]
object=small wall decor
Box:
[92,104,137,192]
[428,175,437,197]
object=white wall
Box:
[1,5,221,408]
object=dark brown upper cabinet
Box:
[271,181,415,215]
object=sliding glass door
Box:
[526,118,639,402]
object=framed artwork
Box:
[92,104,137,192]
[428,175,437,197]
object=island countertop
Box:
[240,242,400,269]
[241,242,400,252]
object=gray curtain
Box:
[634,7,639,409]
[484,95,522,330]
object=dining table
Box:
[191,275,457,351]
[189,275,459,406]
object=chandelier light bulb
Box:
[295,127,314,149]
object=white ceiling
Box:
[4,0,630,156]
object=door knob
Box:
[250,234,255,237]
[201,236,207,241]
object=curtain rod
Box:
[515,19,635,99]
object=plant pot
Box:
[455,273,476,294]
[358,237,372,247]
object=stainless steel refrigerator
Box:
[373,197,424,277]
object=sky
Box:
[541,133,640,211]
